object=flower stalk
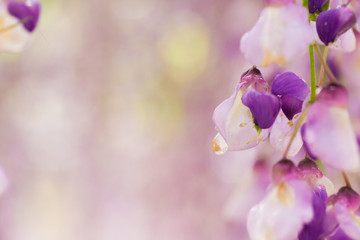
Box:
[309,44,317,103]
[314,43,337,83]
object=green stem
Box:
[0,18,28,34]
[309,44,316,104]
[283,105,309,158]
[342,171,352,187]
[313,44,337,83]
[302,0,308,8]
[318,46,328,86]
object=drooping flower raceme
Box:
[211,1,360,239]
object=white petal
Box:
[270,111,303,157]
[211,132,229,155]
[241,4,316,67]
[331,29,356,52]
[247,180,313,240]
[317,176,335,196]
[225,91,269,150]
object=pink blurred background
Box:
[0,0,269,239]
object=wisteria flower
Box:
[322,187,360,239]
[316,6,356,46]
[212,67,279,154]
[240,2,316,67]
[247,159,314,240]
[269,72,310,156]
[297,159,333,239]
[301,84,360,171]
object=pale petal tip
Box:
[211,133,228,155]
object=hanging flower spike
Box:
[269,72,310,156]
[247,159,314,240]
[316,6,356,46]
[308,0,329,14]
[212,67,279,154]
[301,84,360,171]
[323,187,360,239]
[240,2,316,67]
[7,0,41,32]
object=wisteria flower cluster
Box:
[212,0,360,239]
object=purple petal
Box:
[299,186,328,240]
[212,82,270,151]
[7,1,41,32]
[316,7,356,46]
[271,72,310,101]
[308,0,328,14]
[280,95,303,120]
[329,228,353,240]
[241,91,280,129]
